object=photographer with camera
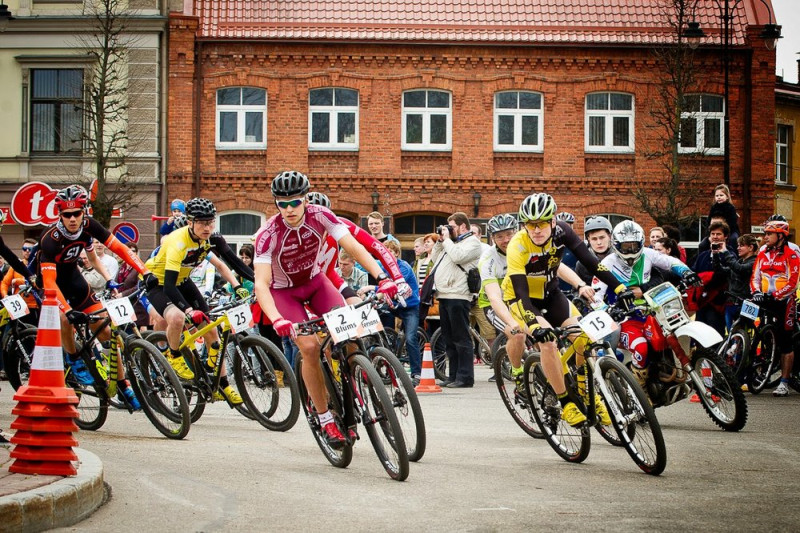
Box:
[691,220,732,336]
[430,212,482,388]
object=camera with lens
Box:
[438,224,455,239]
[711,242,722,251]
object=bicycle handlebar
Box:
[295,293,381,336]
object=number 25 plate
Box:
[578,309,618,342]
[105,297,135,326]
[226,304,253,334]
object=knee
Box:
[166,309,184,329]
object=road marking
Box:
[473,507,516,512]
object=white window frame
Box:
[308,88,359,151]
[678,94,724,156]
[584,92,635,153]
[217,210,265,253]
[215,87,267,150]
[776,124,791,184]
[493,91,544,152]
[401,89,452,151]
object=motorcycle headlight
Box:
[661,298,683,317]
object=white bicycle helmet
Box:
[306,191,331,208]
[556,212,575,224]
[611,220,645,266]
[519,193,557,223]
[486,213,518,234]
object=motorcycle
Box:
[613,281,748,432]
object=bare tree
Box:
[633,0,706,230]
[72,0,147,227]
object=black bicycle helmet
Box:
[306,191,331,209]
[271,171,310,198]
[766,214,787,224]
[173,214,188,229]
[556,212,576,224]
[185,198,216,221]
[486,213,518,234]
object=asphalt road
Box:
[2,364,799,532]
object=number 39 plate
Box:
[2,294,29,320]
[578,309,618,342]
[105,296,135,326]
[226,304,253,334]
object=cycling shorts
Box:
[147,279,210,316]
[271,274,345,323]
[506,290,580,330]
[60,267,103,314]
[763,297,797,353]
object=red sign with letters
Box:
[9,182,121,226]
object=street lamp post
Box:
[685,0,781,187]
[0,3,14,32]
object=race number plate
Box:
[740,300,759,321]
[1,294,29,320]
[358,306,384,335]
[226,304,253,334]
[323,305,360,343]
[105,296,135,326]
[578,309,618,342]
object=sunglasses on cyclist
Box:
[276,198,304,209]
[61,210,83,219]
[524,221,551,231]
[21,246,34,252]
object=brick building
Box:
[167,0,779,260]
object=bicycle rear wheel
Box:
[369,347,426,462]
[693,350,748,432]
[523,356,590,463]
[429,328,448,380]
[295,354,353,469]
[233,335,300,432]
[748,324,781,394]
[720,325,750,379]
[473,328,492,366]
[493,348,543,439]
[66,375,109,431]
[126,338,191,440]
[2,327,37,391]
[597,357,667,475]
[147,331,207,422]
[349,353,409,481]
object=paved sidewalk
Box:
[0,439,105,532]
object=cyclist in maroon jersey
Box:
[253,171,399,448]
[37,185,158,395]
[306,191,411,304]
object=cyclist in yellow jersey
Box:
[501,193,634,427]
[145,198,254,404]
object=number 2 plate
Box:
[226,304,253,334]
[578,309,618,342]
[1,294,29,320]
[105,296,135,326]
[323,305,360,343]
[740,300,759,321]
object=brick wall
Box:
[168,13,776,236]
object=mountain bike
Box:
[523,319,667,476]
[294,296,410,481]
[67,288,191,439]
[147,296,299,431]
[429,324,491,380]
[0,287,39,390]
[718,295,782,394]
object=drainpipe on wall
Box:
[193,39,203,197]
[159,8,168,224]
[742,48,753,231]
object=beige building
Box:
[0,0,168,253]
[775,71,800,235]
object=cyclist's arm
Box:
[750,251,765,294]
[344,219,404,282]
[485,282,517,330]
[566,229,626,295]
[556,262,584,289]
[253,262,282,322]
[39,262,69,311]
[338,233,388,281]
[775,249,800,300]
[87,218,148,275]
[210,234,254,282]
[645,247,690,276]
[208,254,239,288]
[0,237,31,279]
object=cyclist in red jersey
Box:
[749,217,800,396]
[306,191,411,304]
[253,171,399,448]
[37,186,158,394]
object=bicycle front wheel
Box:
[369,347,426,462]
[493,348,543,439]
[295,354,353,469]
[66,376,109,431]
[147,331,207,422]
[428,328,448,380]
[126,338,191,440]
[720,325,750,379]
[748,324,781,394]
[233,335,300,432]
[523,356,590,463]
[350,353,409,481]
[3,327,37,391]
[692,349,748,432]
[597,357,666,476]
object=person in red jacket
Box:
[750,217,800,397]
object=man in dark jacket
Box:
[715,234,759,333]
[692,221,732,336]
[576,215,614,285]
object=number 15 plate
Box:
[578,309,618,342]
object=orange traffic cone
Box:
[690,362,713,403]
[415,343,442,393]
[9,289,80,476]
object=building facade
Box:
[0,0,168,252]
[775,72,800,231]
[168,0,779,260]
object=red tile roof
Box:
[190,0,776,46]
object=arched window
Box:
[218,211,264,253]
